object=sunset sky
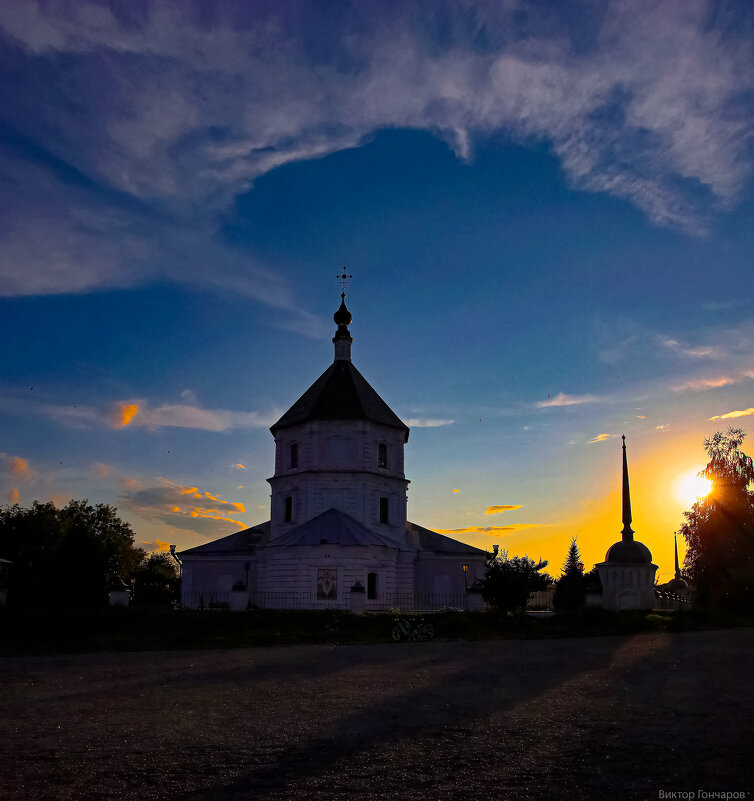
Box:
[2,0,754,580]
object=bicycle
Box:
[391,617,435,641]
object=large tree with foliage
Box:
[553,537,586,611]
[0,500,145,605]
[133,552,180,606]
[678,428,754,608]
[481,550,552,613]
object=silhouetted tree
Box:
[553,537,586,611]
[481,550,551,613]
[133,552,179,606]
[0,500,144,605]
[679,428,754,608]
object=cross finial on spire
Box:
[337,268,352,295]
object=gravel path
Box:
[1,629,752,800]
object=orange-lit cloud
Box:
[452,488,461,493]
[587,433,614,444]
[140,539,172,553]
[637,415,646,419]
[1,453,36,483]
[235,463,247,470]
[485,504,522,515]
[9,456,29,477]
[435,523,548,535]
[8,488,19,504]
[119,477,249,537]
[709,407,754,421]
[537,393,599,408]
[92,462,111,477]
[404,418,455,427]
[180,486,246,513]
[656,425,668,431]
[111,402,140,427]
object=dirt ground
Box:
[1,629,753,800]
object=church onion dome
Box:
[604,539,653,564]
[270,359,410,441]
[333,294,352,327]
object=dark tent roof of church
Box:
[406,521,487,555]
[270,360,409,440]
[271,508,398,547]
[179,522,270,555]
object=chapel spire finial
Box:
[621,434,635,541]
[332,269,353,362]
[337,268,352,295]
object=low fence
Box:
[381,592,468,611]
[182,589,471,612]
[253,591,350,611]
[183,591,231,609]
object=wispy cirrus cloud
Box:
[1,0,753,310]
[1,394,282,432]
[435,523,548,536]
[537,393,600,409]
[117,402,280,432]
[672,376,736,392]
[485,504,522,515]
[587,433,615,444]
[709,407,754,421]
[659,336,724,359]
[404,418,455,428]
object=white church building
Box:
[179,292,487,611]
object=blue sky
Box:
[1,0,754,578]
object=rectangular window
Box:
[284,495,293,522]
[317,568,337,600]
[367,572,378,600]
[290,443,298,469]
[378,443,388,469]
[379,496,389,524]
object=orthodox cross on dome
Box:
[337,268,352,296]
[621,434,635,540]
[333,269,353,362]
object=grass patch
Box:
[1,604,753,656]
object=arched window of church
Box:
[290,443,298,469]
[379,497,389,524]
[284,495,293,523]
[378,443,388,469]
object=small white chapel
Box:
[179,289,487,611]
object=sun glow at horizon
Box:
[674,469,712,508]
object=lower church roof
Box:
[179,515,486,556]
[178,522,270,555]
[271,508,398,547]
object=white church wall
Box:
[180,556,258,608]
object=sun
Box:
[674,469,713,508]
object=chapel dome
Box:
[333,294,352,326]
[605,538,653,564]
[665,576,689,593]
